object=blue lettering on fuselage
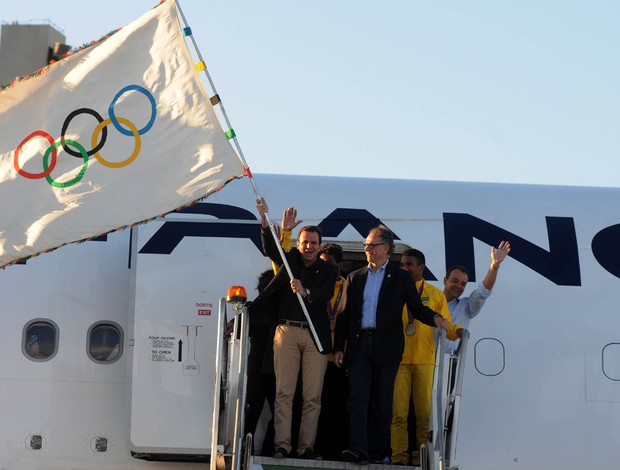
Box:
[591,224,620,278]
[443,213,581,285]
[137,202,620,286]
[138,203,263,253]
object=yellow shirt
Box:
[327,276,347,361]
[401,279,461,365]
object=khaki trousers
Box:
[273,324,328,454]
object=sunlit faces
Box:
[364,232,389,268]
[297,230,321,266]
[400,255,424,282]
[443,269,468,302]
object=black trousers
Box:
[346,333,399,460]
[315,361,349,460]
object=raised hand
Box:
[491,240,511,266]
[282,206,302,232]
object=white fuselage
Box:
[1,174,618,469]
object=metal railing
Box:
[210,297,250,470]
[427,329,470,470]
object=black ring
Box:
[60,108,108,158]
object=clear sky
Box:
[2,1,619,187]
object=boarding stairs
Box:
[210,294,469,470]
[421,330,470,470]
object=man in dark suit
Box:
[256,199,338,460]
[333,225,450,465]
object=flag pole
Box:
[174,0,324,352]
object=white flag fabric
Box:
[0,0,245,268]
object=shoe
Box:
[342,448,369,465]
[370,456,390,464]
[392,463,406,466]
[298,448,322,460]
[272,447,289,459]
[411,450,420,466]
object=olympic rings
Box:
[14,131,57,179]
[13,84,156,188]
[108,85,156,136]
[43,140,89,188]
[61,108,107,158]
[92,117,141,168]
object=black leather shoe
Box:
[298,448,322,460]
[342,448,369,465]
[272,447,289,459]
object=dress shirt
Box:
[445,282,492,353]
[360,261,387,329]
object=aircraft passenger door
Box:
[128,222,220,457]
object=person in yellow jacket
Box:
[391,248,462,466]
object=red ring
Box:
[14,130,58,179]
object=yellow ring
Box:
[92,117,141,168]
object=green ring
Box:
[43,139,89,188]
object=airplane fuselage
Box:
[1,174,618,469]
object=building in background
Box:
[0,21,70,85]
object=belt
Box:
[360,328,376,334]
[279,319,310,330]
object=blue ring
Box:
[108,85,156,136]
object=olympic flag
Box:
[0,0,246,268]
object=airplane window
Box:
[23,320,58,361]
[28,434,43,450]
[473,338,505,376]
[87,322,123,364]
[602,343,620,381]
[91,436,109,453]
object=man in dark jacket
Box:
[256,199,338,460]
[333,225,449,465]
[244,269,277,456]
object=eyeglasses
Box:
[363,242,387,249]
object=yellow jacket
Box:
[270,229,293,272]
[401,280,461,365]
[327,276,347,362]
